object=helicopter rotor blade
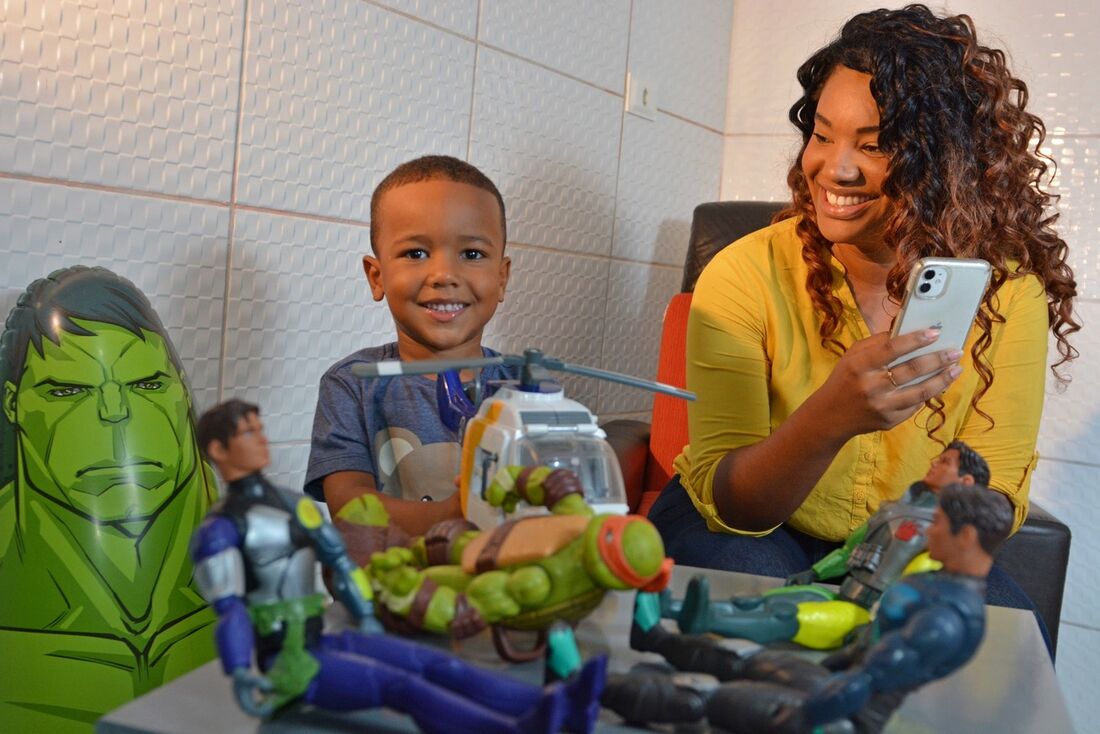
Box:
[351,356,515,378]
[549,360,696,401]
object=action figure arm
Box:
[804,521,868,583]
[191,515,278,716]
[291,494,383,634]
[803,592,968,725]
[485,466,591,516]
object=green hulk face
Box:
[3,320,194,522]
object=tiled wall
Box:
[0,0,732,490]
[722,1,1098,729]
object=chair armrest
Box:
[995,501,1071,657]
[602,419,651,513]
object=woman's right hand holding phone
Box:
[815,327,964,437]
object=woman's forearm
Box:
[712,390,853,531]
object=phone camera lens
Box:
[922,269,936,280]
[918,283,932,294]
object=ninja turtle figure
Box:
[367,465,674,661]
[663,443,988,650]
[0,267,217,731]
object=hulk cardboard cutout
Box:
[0,266,217,731]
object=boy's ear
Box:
[497,255,511,302]
[960,474,975,486]
[363,255,386,302]
[207,439,228,465]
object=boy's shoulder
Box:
[322,342,400,381]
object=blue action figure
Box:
[608,482,1011,733]
[665,442,988,650]
[190,399,606,734]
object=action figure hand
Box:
[370,546,415,573]
[357,601,385,635]
[802,671,869,726]
[785,569,817,587]
[231,668,277,718]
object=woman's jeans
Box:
[648,475,1054,657]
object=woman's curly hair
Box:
[777,3,1079,436]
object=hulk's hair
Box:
[0,266,187,485]
[196,399,260,460]
[776,4,1078,441]
[946,440,990,487]
[939,483,1014,555]
[369,155,507,250]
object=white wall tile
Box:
[720,134,800,202]
[1041,137,1100,300]
[222,211,389,444]
[236,0,474,221]
[479,0,630,92]
[470,49,622,255]
[1029,458,1100,629]
[1038,300,1099,465]
[266,442,312,494]
[0,178,227,411]
[373,0,479,37]
[946,0,1100,136]
[597,261,681,416]
[629,0,733,131]
[1052,623,1100,734]
[725,0,881,135]
[613,114,723,265]
[0,0,242,200]
[484,246,611,409]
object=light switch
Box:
[625,71,657,121]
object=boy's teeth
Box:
[427,303,464,312]
[825,191,873,207]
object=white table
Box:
[97,566,1075,733]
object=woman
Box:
[649,6,1078,595]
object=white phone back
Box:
[888,257,991,385]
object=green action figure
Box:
[0,267,217,731]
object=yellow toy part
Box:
[902,551,943,577]
[791,600,872,650]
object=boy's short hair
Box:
[369,155,506,251]
[197,399,260,460]
[939,483,1014,555]
[946,440,991,486]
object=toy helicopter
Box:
[352,348,694,529]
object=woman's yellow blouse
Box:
[672,217,1047,540]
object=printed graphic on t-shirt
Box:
[373,426,460,501]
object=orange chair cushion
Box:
[637,292,693,513]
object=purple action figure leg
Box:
[305,645,568,734]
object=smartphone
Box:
[888,257,991,387]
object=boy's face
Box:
[365,178,510,360]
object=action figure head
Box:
[583,514,673,593]
[363,155,511,362]
[197,399,270,483]
[927,483,1013,577]
[922,440,990,491]
[1,266,198,522]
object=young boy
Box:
[305,156,514,535]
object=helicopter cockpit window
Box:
[514,435,627,508]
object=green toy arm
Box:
[810,522,869,581]
[485,466,593,517]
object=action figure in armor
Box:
[189,399,607,734]
[663,442,989,649]
[602,482,1009,733]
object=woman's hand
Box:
[817,327,962,436]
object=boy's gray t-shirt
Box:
[305,342,517,501]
